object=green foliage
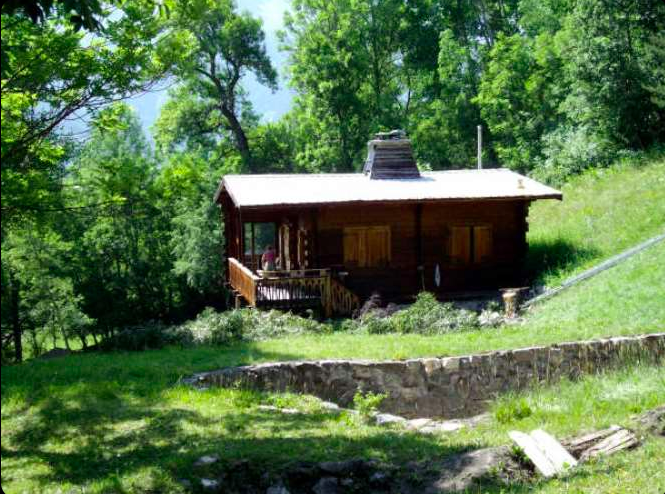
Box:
[174,307,329,346]
[390,292,480,334]
[154,0,278,171]
[347,292,482,336]
[565,0,665,149]
[494,397,534,423]
[352,390,387,419]
[282,0,405,171]
[534,125,616,185]
[2,228,94,357]
[1,4,163,224]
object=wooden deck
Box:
[228,258,360,317]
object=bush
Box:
[174,307,330,346]
[534,125,616,186]
[390,292,480,334]
[494,397,533,424]
[357,312,396,334]
[101,293,490,351]
[353,390,387,419]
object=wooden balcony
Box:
[228,258,360,317]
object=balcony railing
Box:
[228,258,360,316]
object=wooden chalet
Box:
[214,132,562,316]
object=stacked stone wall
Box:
[187,333,665,418]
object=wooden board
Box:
[579,429,639,461]
[509,431,559,477]
[530,429,578,471]
[509,429,577,477]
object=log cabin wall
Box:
[314,199,529,300]
[420,200,529,294]
[316,203,419,298]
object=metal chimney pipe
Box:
[477,125,483,169]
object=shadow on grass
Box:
[526,239,601,285]
[2,343,628,493]
[1,385,476,491]
[0,343,480,492]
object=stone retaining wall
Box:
[187,333,665,418]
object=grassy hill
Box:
[526,153,665,286]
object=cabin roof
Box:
[216,168,562,209]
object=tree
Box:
[475,32,566,172]
[565,0,665,148]
[67,104,181,331]
[156,0,277,171]
[282,0,405,172]
[3,0,107,31]
[411,29,485,168]
[2,227,93,359]
[1,4,165,224]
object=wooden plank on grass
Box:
[509,431,559,477]
[530,429,578,471]
[563,425,622,456]
[580,429,639,461]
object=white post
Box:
[477,125,483,169]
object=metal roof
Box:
[216,168,562,209]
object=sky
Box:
[125,0,294,136]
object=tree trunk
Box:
[10,273,22,363]
[62,330,72,351]
[220,105,253,171]
[78,332,88,350]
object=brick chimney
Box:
[363,130,420,179]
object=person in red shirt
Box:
[261,244,276,271]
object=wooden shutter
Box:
[366,226,391,267]
[343,226,390,268]
[473,226,492,263]
[450,226,471,265]
[343,227,366,267]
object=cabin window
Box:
[449,225,492,265]
[343,226,391,268]
[243,222,277,270]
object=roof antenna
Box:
[477,125,483,170]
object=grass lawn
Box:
[2,356,663,493]
[247,240,664,363]
[526,154,665,286]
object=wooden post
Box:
[415,203,424,290]
[323,273,332,318]
[251,222,256,271]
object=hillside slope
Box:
[526,154,665,286]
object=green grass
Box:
[2,355,663,493]
[253,241,663,361]
[526,155,665,286]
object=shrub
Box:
[353,390,387,419]
[495,397,534,424]
[534,125,616,186]
[390,292,480,334]
[174,307,330,346]
[357,312,396,334]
